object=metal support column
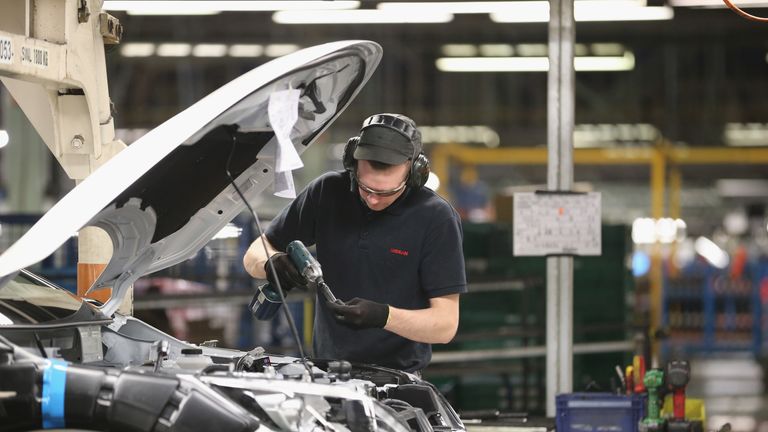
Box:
[667,166,682,280]
[649,145,667,364]
[669,166,681,220]
[546,0,575,416]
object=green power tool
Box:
[285,240,341,305]
[250,240,341,320]
[640,369,665,432]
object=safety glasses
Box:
[356,175,408,197]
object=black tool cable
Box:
[224,125,314,381]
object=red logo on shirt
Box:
[390,248,409,256]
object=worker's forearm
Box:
[384,305,458,344]
[243,234,278,279]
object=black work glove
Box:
[264,252,307,292]
[328,297,389,329]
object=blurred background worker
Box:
[243,113,467,373]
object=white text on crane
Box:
[0,37,12,64]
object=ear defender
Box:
[409,153,431,189]
[405,124,430,190]
[343,136,360,192]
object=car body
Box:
[0,41,465,432]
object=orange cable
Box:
[722,0,768,22]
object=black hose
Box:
[224,125,314,380]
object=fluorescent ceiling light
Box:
[192,44,227,57]
[230,1,359,10]
[574,123,658,147]
[575,52,635,71]
[479,44,514,57]
[437,57,549,72]
[121,42,155,57]
[229,44,264,57]
[470,43,620,58]
[0,130,9,148]
[725,122,768,146]
[655,218,678,244]
[264,44,301,57]
[119,43,295,58]
[443,43,614,58]
[104,1,219,15]
[378,1,646,14]
[489,3,549,22]
[156,43,192,57]
[576,3,674,21]
[273,9,453,24]
[420,125,501,147]
[442,44,478,57]
[379,1,524,13]
[103,1,360,15]
[574,44,589,56]
[590,43,625,56]
[436,52,634,72]
[723,123,768,147]
[490,1,673,22]
[632,217,687,244]
[632,218,656,244]
[694,237,729,269]
[670,0,768,6]
[516,43,548,56]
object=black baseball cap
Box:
[353,113,420,165]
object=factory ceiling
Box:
[105,3,768,156]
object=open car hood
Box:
[0,40,382,316]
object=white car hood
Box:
[0,40,382,316]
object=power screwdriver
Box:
[667,360,690,422]
[286,240,342,305]
[640,369,665,432]
[666,360,702,432]
[250,240,341,320]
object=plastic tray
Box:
[556,393,646,432]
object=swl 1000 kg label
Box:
[21,45,49,68]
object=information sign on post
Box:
[513,191,602,256]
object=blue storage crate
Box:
[556,393,646,432]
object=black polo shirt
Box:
[265,171,467,372]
